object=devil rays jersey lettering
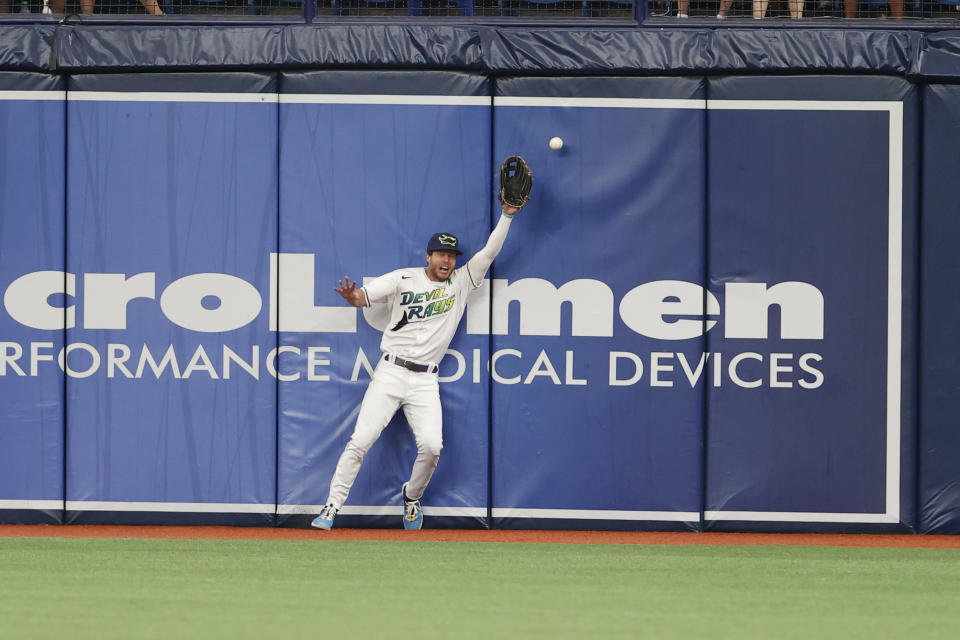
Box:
[390,288,457,331]
[362,265,481,365]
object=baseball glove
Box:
[498,155,534,210]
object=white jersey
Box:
[361,262,482,366]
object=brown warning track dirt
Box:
[1,524,958,548]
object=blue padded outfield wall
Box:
[491,77,707,529]
[0,24,959,533]
[0,72,65,525]
[920,83,960,535]
[705,76,918,531]
[63,73,279,525]
[276,71,493,527]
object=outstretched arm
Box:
[466,206,519,286]
[334,276,368,307]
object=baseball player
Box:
[312,156,533,531]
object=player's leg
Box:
[324,365,404,510]
[313,367,404,530]
[399,374,443,529]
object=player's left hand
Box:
[498,156,533,212]
[502,204,520,216]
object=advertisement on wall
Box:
[0,73,916,531]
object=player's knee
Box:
[419,437,443,460]
[345,437,373,460]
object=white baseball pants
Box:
[325,359,443,510]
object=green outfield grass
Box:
[1,537,958,639]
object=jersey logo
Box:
[391,288,456,330]
[401,275,412,279]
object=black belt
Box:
[384,355,437,374]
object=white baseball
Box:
[549,136,563,151]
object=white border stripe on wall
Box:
[278,504,485,517]
[495,96,704,110]
[279,506,695,520]
[65,501,275,514]
[707,100,903,112]
[492,508,701,522]
[0,91,66,101]
[64,93,487,106]
[886,101,904,522]
[67,92,278,103]
[705,98,903,525]
[705,511,896,524]
[280,94,490,106]
[0,499,63,510]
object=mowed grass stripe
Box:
[1,538,958,639]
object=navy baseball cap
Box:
[426,232,463,255]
